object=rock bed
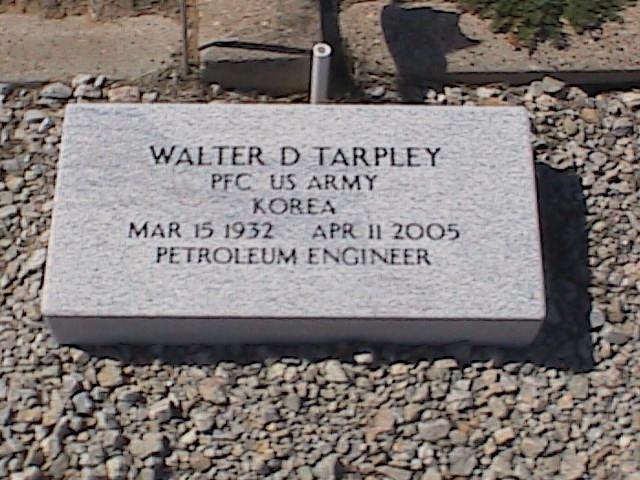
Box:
[0,74,638,480]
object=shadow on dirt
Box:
[381,4,478,100]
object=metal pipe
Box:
[310,42,332,104]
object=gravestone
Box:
[42,104,545,345]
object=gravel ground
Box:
[0,72,638,479]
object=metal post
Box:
[179,0,189,78]
[310,43,332,104]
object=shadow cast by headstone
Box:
[83,165,592,372]
[381,4,478,101]
[522,163,593,371]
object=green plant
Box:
[460,0,636,47]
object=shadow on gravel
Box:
[381,5,478,101]
[527,163,592,371]
[84,166,592,372]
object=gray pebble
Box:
[376,465,412,480]
[448,446,477,476]
[612,117,634,136]
[22,110,46,124]
[589,308,606,328]
[418,418,451,441]
[312,454,342,479]
[40,83,72,100]
[520,436,547,458]
[541,76,566,94]
[130,433,168,458]
[353,352,374,365]
[560,452,587,480]
[0,204,17,219]
[324,360,348,383]
[10,467,43,480]
[71,392,94,415]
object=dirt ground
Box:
[0,13,180,82]
[0,0,639,86]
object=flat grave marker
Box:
[42,104,545,345]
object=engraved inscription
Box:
[127,143,457,267]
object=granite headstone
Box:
[42,104,545,345]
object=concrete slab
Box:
[0,14,180,82]
[198,0,321,94]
